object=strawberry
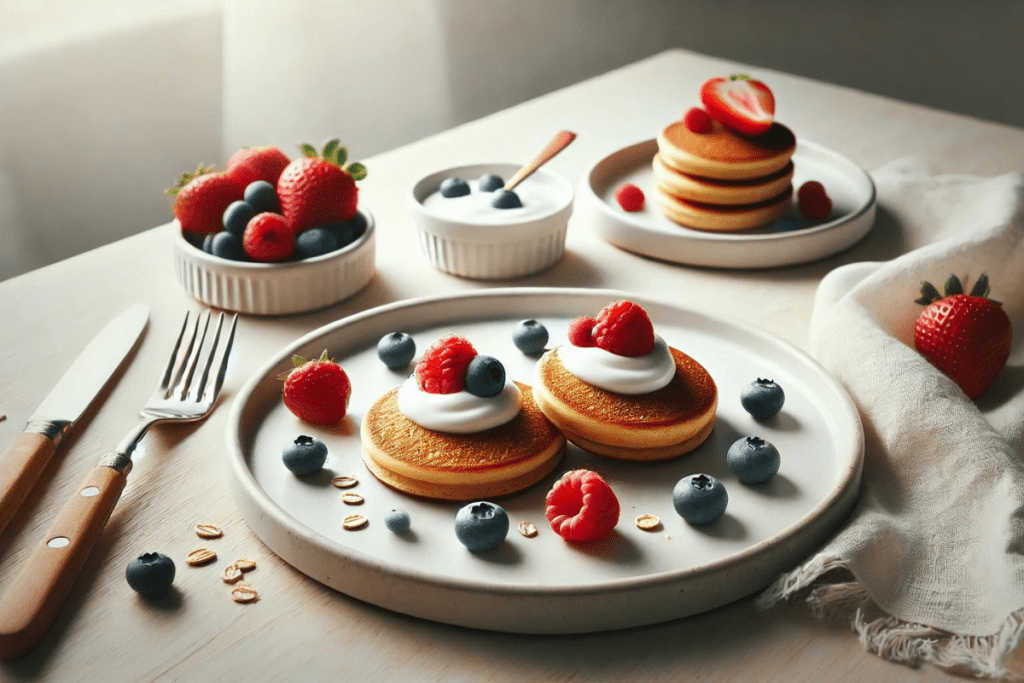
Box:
[277,139,367,234]
[682,106,713,134]
[567,316,597,347]
[545,469,620,542]
[614,184,645,212]
[226,146,292,189]
[414,335,478,394]
[166,165,243,235]
[913,274,1012,400]
[243,212,294,262]
[699,74,775,137]
[592,300,655,357]
[798,181,832,220]
[280,350,352,424]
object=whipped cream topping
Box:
[421,174,564,225]
[557,335,675,395]
[397,376,522,434]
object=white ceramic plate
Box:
[226,289,863,633]
[578,139,876,269]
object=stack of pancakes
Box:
[654,119,797,232]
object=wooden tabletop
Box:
[2,48,1023,682]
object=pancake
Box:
[657,119,796,180]
[653,154,794,206]
[532,347,717,461]
[654,184,792,232]
[361,382,565,500]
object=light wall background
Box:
[2,0,1022,281]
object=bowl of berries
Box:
[170,140,375,315]
[409,162,574,280]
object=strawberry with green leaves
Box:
[226,146,292,189]
[280,350,352,424]
[167,164,243,235]
[913,274,1012,400]
[277,139,367,234]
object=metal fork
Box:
[0,310,237,659]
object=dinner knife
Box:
[0,304,149,538]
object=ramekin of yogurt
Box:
[409,163,574,279]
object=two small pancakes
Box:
[654,119,797,231]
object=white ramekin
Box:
[409,163,573,279]
[172,207,376,316]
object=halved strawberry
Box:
[700,74,775,137]
[277,139,367,234]
[167,165,243,235]
[913,274,1012,399]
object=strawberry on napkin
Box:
[760,159,1024,678]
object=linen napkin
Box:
[760,159,1024,678]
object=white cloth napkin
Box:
[760,159,1024,678]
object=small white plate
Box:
[578,139,876,269]
[226,288,863,633]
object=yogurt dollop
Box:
[397,376,522,433]
[558,335,675,395]
[421,175,564,225]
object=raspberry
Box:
[797,181,832,220]
[282,351,352,424]
[683,106,714,134]
[414,335,478,394]
[545,470,620,542]
[592,300,655,357]
[567,316,597,347]
[243,212,294,262]
[614,184,645,212]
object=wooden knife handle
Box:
[0,432,59,538]
[0,464,127,659]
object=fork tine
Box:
[193,312,226,401]
[206,314,237,404]
[157,311,191,395]
[174,311,211,401]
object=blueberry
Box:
[377,332,416,369]
[454,501,509,551]
[282,435,328,476]
[324,221,354,249]
[512,319,548,354]
[740,378,785,419]
[384,509,411,534]
[244,180,279,213]
[478,174,504,192]
[490,189,522,209]
[727,436,781,484]
[211,232,248,261]
[223,200,256,236]
[345,212,368,241]
[202,233,216,254]
[125,552,176,597]
[295,227,339,259]
[465,355,505,398]
[673,474,728,525]
[439,177,470,198]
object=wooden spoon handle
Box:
[504,130,577,191]
[0,464,127,659]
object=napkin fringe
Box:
[760,554,1024,679]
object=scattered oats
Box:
[194,523,223,539]
[331,476,358,489]
[235,558,257,572]
[221,563,243,584]
[342,514,367,530]
[0,415,6,423]
[635,514,661,531]
[341,492,364,505]
[186,548,217,566]
[518,521,538,538]
[230,584,259,604]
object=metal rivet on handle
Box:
[80,487,100,497]
[47,537,70,548]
